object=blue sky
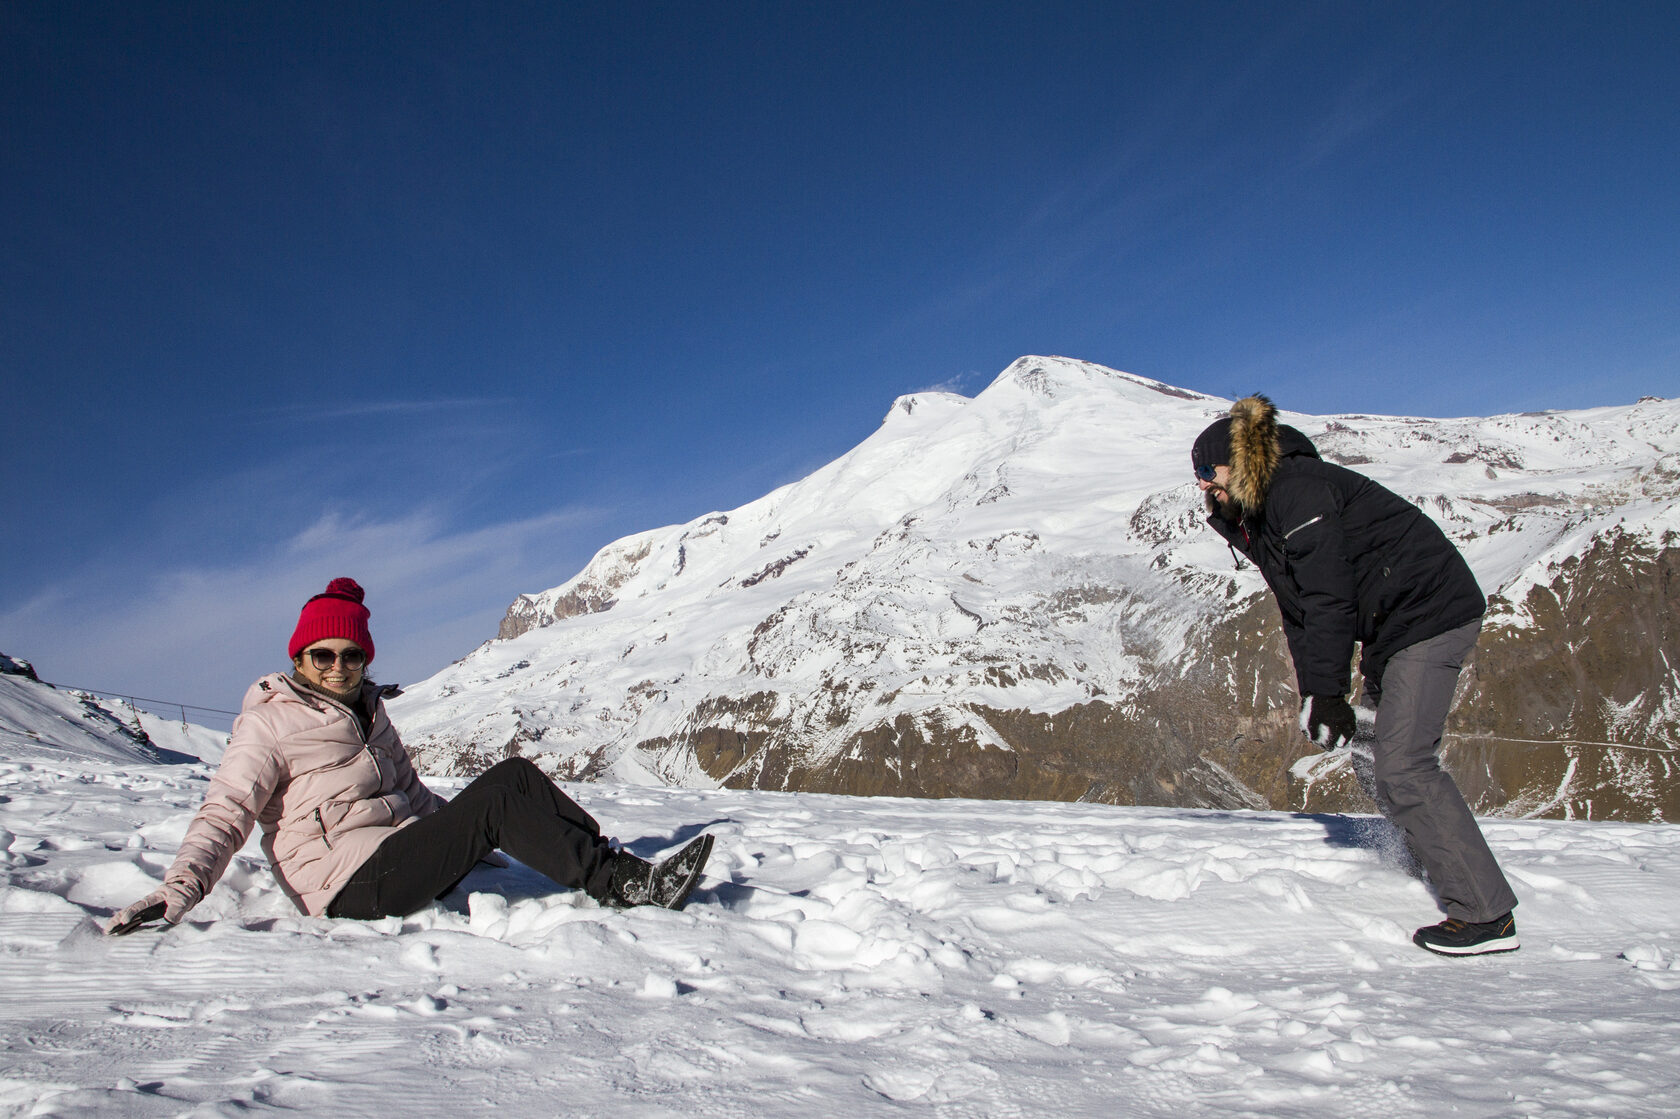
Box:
[4,2,1677,723]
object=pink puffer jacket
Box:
[159,673,448,917]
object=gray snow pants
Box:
[1365,619,1519,924]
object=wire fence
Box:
[20,674,1680,754]
[1446,732,1678,754]
[56,684,238,727]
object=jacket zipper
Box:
[323,686,391,815]
[281,676,375,849]
[1227,523,1252,570]
[284,674,378,759]
[1284,514,1324,540]
[321,693,385,831]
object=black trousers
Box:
[327,757,615,919]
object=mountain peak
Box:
[884,391,970,423]
[394,357,1680,820]
[978,356,1225,416]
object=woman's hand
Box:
[106,889,186,936]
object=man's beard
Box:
[1206,490,1243,523]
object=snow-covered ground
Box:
[4,745,1679,1117]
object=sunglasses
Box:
[1194,463,1219,482]
[306,647,366,671]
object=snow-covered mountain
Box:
[391,357,1680,820]
[0,653,225,766]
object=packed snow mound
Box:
[2,755,1678,1115]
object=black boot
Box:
[602,834,714,910]
[603,850,655,908]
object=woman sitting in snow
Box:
[107,578,713,934]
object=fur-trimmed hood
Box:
[1219,395,1319,513]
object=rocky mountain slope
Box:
[390,357,1680,820]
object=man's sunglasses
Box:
[306,647,366,671]
[1194,464,1218,482]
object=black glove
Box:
[1300,694,1357,750]
[106,894,170,936]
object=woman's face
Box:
[294,638,366,699]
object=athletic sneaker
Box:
[1413,912,1519,956]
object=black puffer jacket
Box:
[1204,396,1485,697]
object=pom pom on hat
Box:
[288,577,375,662]
[322,577,364,603]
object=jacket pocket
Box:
[313,806,334,850]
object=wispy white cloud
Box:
[0,503,605,725]
[913,370,988,397]
[240,397,520,424]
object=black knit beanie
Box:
[1191,416,1234,472]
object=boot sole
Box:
[1414,935,1520,957]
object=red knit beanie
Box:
[288,578,375,663]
